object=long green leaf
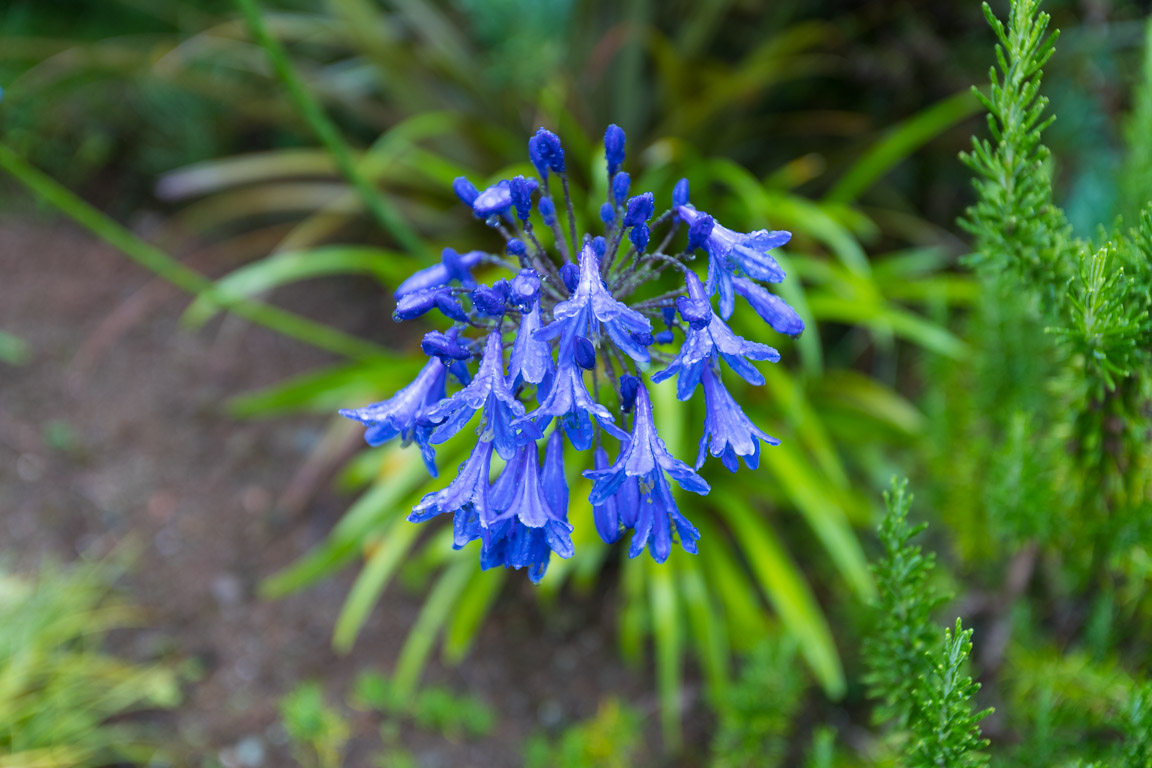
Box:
[715,490,845,698]
[332,517,421,653]
[183,246,410,327]
[260,446,437,598]
[648,555,682,752]
[391,555,476,698]
[826,90,982,204]
[443,568,506,665]
[235,0,425,254]
[0,144,388,361]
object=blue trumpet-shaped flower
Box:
[537,242,652,363]
[628,470,701,563]
[483,430,574,582]
[678,205,791,319]
[408,439,493,548]
[733,276,805,336]
[591,445,639,544]
[651,271,780,399]
[508,300,554,390]
[518,336,626,450]
[585,381,710,502]
[394,248,484,299]
[698,365,779,472]
[339,356,451,475]
[424,333,539,459]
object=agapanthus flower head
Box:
[342,123,801,580]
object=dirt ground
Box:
[0,216,684,766]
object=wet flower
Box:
[343,123,802,579]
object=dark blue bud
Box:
[687,213,715,250]
[604,124,626,176]
[506,238,527,257]
[612,172,631,205]
[676,295,712,329]
[661,306,677,327]
[509,175,537,221]
[435,292,471,323]
[393,287,445,321]
[528,127,565,179]
[623,192,655,227]
[473,180,513,217]
[654,329,675,345]
[629,330,654,347]
[510,269,540,309]
[560,262,579,293]
[472,280,510,317]
[629,223,650,252]
[421,330,471,363]
[574,337,596,370]
[672,178,690,208]
[619,375,640,413]
[452,177,479,207]
[591,236,607,257]
[538,196,557,226]
[599,202,616,224]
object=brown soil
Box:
[0,216,676,767]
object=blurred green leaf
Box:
[714,490,845,698]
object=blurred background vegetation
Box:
[2,0,1151,765]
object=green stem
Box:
[235,0,425,255]
[0,143,389,361]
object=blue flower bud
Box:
[672,178,690,208]
[422,330,471,363]
[435,292,471,323]
[600,202,616,224]
[630,330,654,347]
[612,172,631,205]
[623,192,654,227]
[453,177,479,207]
[510,269,540,309]
[473,180,513,217]
[574,337,597,370]
[619,375,640,412]
[591,236,607,257]
[604,124,626,176]
[509,175,537,222]
[661,307,677,327]
[393,287,445,320]
[687,213,715,250]
[676,295,712,330]
[507,238,527,257]
[629,223,650,252]
[538,196,557,226]
[472,280,510,317]
[528,127,565,179]
[654,329,675,345]
[560,262,579,292]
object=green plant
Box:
[904,620,991,768]
[279,682,351,768]
[710,635,807,768]
[0,558,181,766]
[353,670,494,740]
[863,479,947,728]
[522,698,643,768]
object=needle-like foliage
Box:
[863,479,947,728]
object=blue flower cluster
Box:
[341,126,803,582]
